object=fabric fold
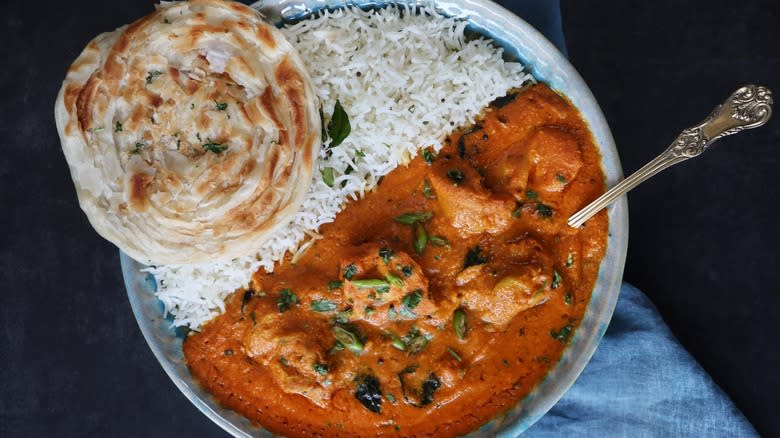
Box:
[526,284,757,437]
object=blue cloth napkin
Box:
[508,1,758,436]
[525,284,757,437]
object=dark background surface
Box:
[1,0,777,437]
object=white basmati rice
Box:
[144,6,533,329]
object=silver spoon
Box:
[568,84,773,228]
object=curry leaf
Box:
[326,100,351,148]
[398,366,441,407]
[355,374,382,413]
[463,246,487,268]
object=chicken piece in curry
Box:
[184,84,609,437]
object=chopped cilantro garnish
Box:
[379,247,394,264]
[403,290,422,310]
[145,70,162,84]
[550,324,574,343]
[422,148,437,164]
[401,326,430,354]
[202,142,228,154]
[313,363,329,375]
[334,308,352,324]
[551,270,562,289]
[446,169,465,184]
[565,252,574,268]
[536,203,553,217]
[388,304,397,320]
[277,289,297,312]
[422,179,435,199]
[343,264,358,280]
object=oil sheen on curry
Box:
[184,84,609,437]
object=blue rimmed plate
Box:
[123,1,628,436]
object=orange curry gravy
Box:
[184,84,609,437]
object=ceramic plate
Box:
[122,1,628,436]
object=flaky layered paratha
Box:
[55,0,320,265]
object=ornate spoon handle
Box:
[568,84,773,228]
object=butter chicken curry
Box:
[184,84,609,436]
